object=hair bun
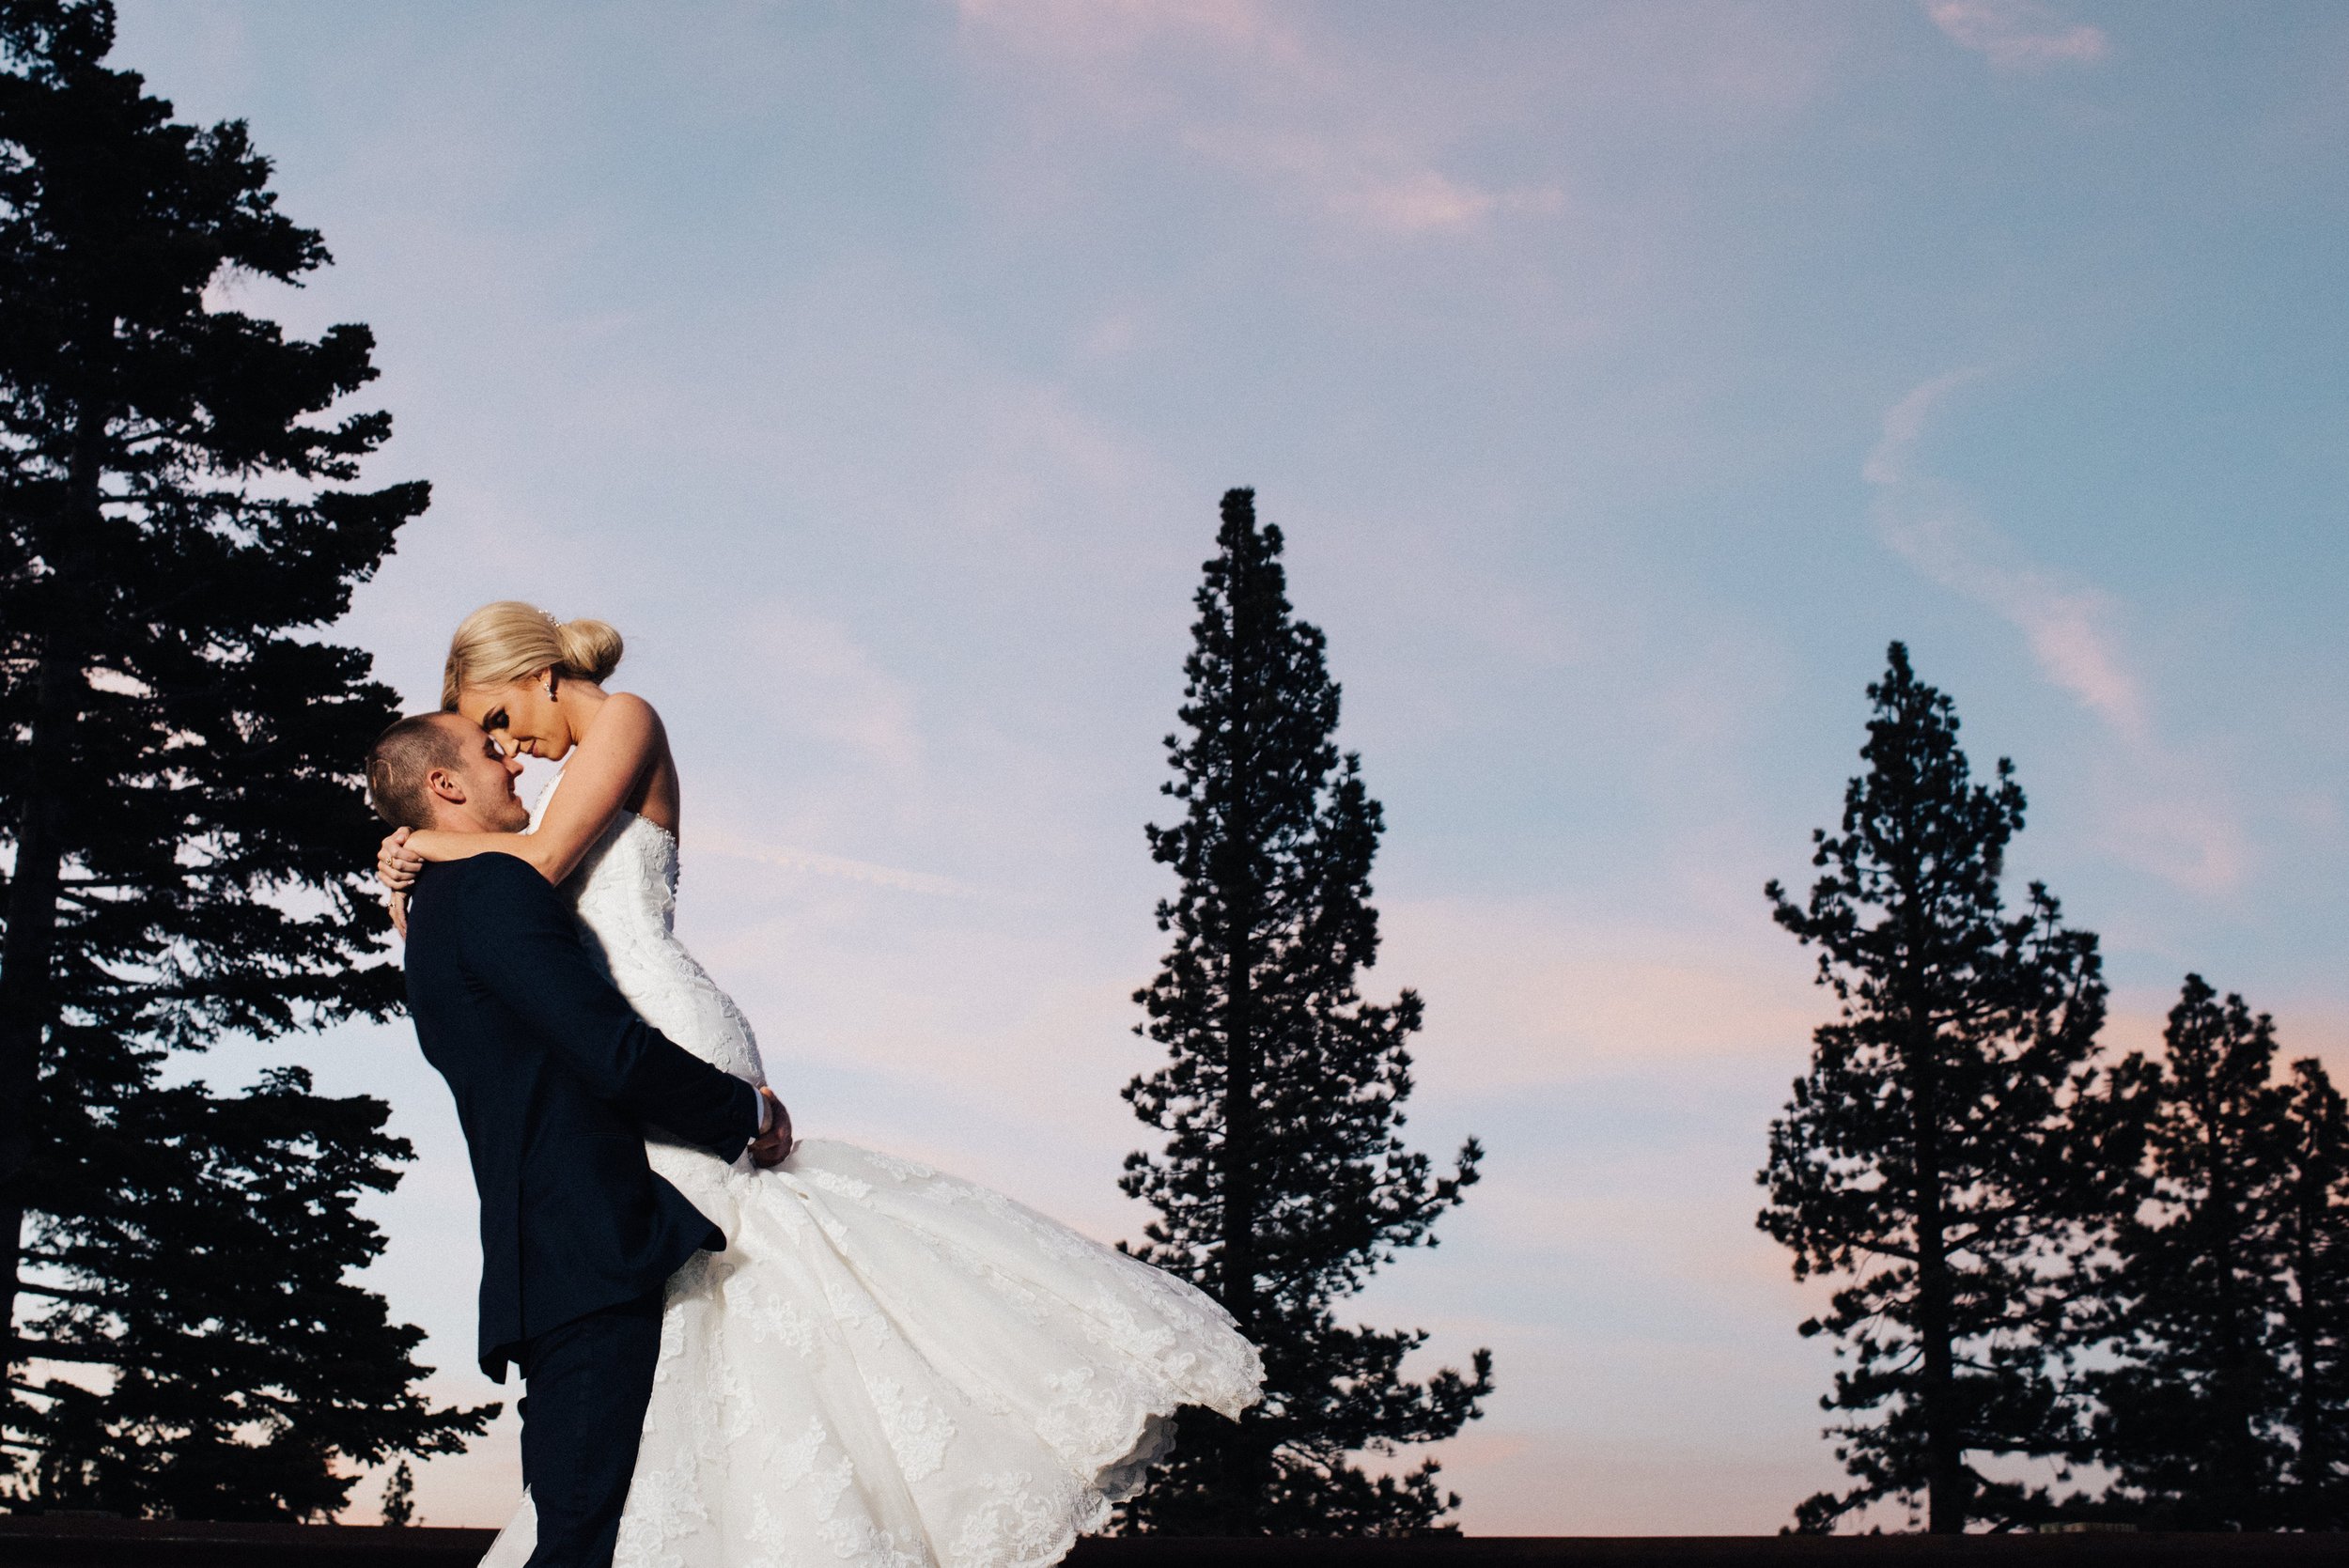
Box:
[442,600,628,709]
[555,617,625,684]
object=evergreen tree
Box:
[1119,489,1492,1535]
[2077,977,2294,1529]
[2277,1058,2349,1528]
[379,1461,415,1528]
[1761,643,2106,1533]
[2071,986,2349,1531]
[0,0,490,1516]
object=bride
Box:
[375,601,1261,1568]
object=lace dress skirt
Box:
[481,1139,1259,1568]
[480,806,1263,1567]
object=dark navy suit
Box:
[403,851,759,1568]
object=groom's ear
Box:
[423,765,468,806]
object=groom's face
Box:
[433,717,530,833]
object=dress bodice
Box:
[568,805,682,945]
[529,781,766,1093]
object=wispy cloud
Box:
[1924,1,2108,70]
[1181,125,1565,236]
[1866,368,2148,741]
[1866,371,2245,893]
[698,829,984,901]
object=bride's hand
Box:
[389,889,408,939]
[377,827,424,893]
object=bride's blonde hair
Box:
[442,600,625,710]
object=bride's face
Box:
[458,671,578,763]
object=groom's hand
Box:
[749,1086,793,1169]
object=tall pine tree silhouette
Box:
[1120,489,1491,1535]
[2277,1058,2349,1527]
[0,1,490,1517]
[2077,977,2293,1528]
[2074,978,2349,1529]
[1762,643,2106,1533]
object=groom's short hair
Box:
[366,713,468,831]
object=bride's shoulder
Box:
[600,689,657,716]
[590,691,666,739]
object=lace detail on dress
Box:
[871,1377,957,1481]
[524,777,766,1090]
[474,774,1265,1568]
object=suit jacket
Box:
[401,851,759,1379]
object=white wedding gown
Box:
[479,795,1262,1568]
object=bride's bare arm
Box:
[379,696,666,887]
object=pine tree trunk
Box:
[1900,879,1966,1533]
[1214,518,1272,1525]
[1916,1105,1965,1532]
[2290,1179,2324,1522]
[1216,815,1267,1520]
[2206,1156,2257,1520]
[0,415,99,1370]
[0,641,74,1349]
[0,644,70,1361]
[1221,915,1259,1334]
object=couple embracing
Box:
[364,602,1261,1568]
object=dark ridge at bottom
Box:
[0,1519,2337,1568]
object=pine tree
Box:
[1119,489,1491,1535]
[379,1460,415,1528]
[0,0,490,1517]
[1761,643,2107,1533]
[2277,1058,2349,1528]
[17,1068,490,1519]
[2077,977,2294,1529]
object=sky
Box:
[108,0,2349,1536]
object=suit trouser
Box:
[513,1289,665,1568]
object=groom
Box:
[366,712,789,1568]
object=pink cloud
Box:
[958,0,1581,241]
[1925,1,2108,70]
[1329,167,1565,235]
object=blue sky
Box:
[117,0,2349,1534]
